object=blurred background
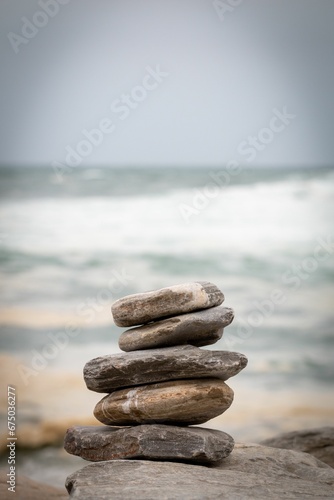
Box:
[0,0,334,489]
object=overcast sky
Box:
[1,0,334,167]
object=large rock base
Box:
[65,443,334,499]
[261,426,334,468]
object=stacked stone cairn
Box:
[64,281,248,465]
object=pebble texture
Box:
[111,281,224,327]
[64,424,235,464]
[65,443,334,499]
[93,378,234,426]
[261,426,334,468]
[119,306,234,352]
[84,345,247,393]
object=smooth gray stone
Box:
[261,426,334,468]
[65,443,334,499]
[93,378,234,426]
[64,424,235,464]
[111,281,224,327]
[84,345,247,393]
[119,306,234,352]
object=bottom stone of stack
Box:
[93,378,234,426]
[64,424,235,465]
[65,447,334,500]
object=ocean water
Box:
[0,165,334,487]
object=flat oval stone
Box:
[118,306,234,352]
[111,281,224,327]
[64,424,235,464]
[93,378,234,426]
[83,345,248,393]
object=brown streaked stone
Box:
[93,378,234,426]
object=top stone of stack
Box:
[111,281,224,327]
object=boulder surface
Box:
[65,443,334,499]
[261,426,334,468]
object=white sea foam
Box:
[0,174,333,260]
